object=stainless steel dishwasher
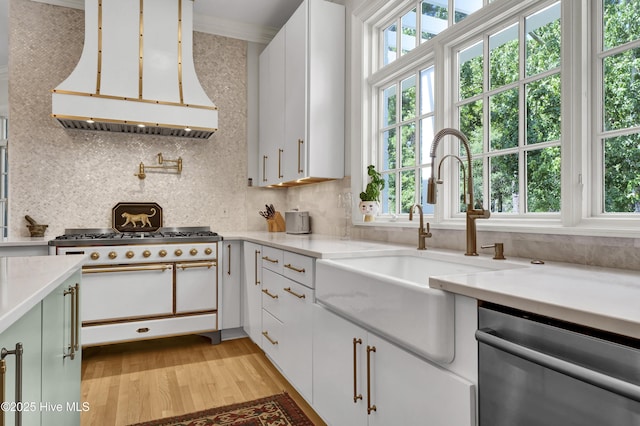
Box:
[476,304,640,426]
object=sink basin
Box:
[315,253,501,363]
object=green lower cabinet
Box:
[0,302,43,426]
[41,271,82,426]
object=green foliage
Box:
[360,165,385,202]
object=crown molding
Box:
[29,0,276,44]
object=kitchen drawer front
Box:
[82,313,217,346]
[261,246,284,274]
[175,261,217,313]
[279,277,313,324]
[261,269,283,319]
[261,309,283,364]
[283,251,314,288]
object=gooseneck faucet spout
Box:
[427,128,490,256]
[409,204,432,250]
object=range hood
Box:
[51,0,218,139]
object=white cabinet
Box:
[221,241,242,329]
[258,0,345,187]
[242,242,263,345]
[313,305,476,426]
[255,246,315,402]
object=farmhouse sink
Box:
[315,252,510,363]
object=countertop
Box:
[0,255,85,334]
[0,237,50,247]
[224,232,640,340]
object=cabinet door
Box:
[368,334,476,426]
[41,273,82,426]
[0,303,42,426]
[221,241,241,329]
[258,29,285,186]
[312,305,367,426]
[175,262,217,313]
[283,1,306,182]
[242,242,262,345]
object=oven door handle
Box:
[177,261,217,270]
[83,265,173,274]
[476,328,640,402]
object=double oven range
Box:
[49,227,222,347]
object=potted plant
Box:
[359,165,385,222]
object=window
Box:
[357,0,640,233]
[455,2,562,215]
[0,116,7,238]
[379,66,435,215]
[598,0,640,214]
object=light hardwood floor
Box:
[80,335,326,425]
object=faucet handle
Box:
[423,222,432,238]
[480,242,505,260]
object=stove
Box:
[49,226,222,247]
[49,226,223,347]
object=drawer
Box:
[261,269,283,319]
[283,251,314,288]
[82,313,217,346]
[279,277,313,323]
[261,246,283,274]
[261,309,283,364]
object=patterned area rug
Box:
[128,392,316,426]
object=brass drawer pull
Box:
[283,287,306,299]
[367,345,377,414]
[262,289,279,299]
[284,263,305,273]
[262,256,279,264]
[177,262,215,270]
[64,284,80,359]
[262,331,278,345]
[353,338,363,403]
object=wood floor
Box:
[80,335,326,425]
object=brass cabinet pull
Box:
[298,139,304,173]
[227,244,231,275]
[262,256,279,264]
[177,262,215,270]
[366,345,377,414]
[262,155,268,182]
[73,284,80,351]
[84,264,172,274]
[64,284,79,359]
[283,287,305,299]
[254,250,261,285]
[284,263,305,273]
[262,289,278,299]
[353,338,363,403]
[1,343,23,426]
[262,331,278,345]
[278,149,284,178]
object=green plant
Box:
[359,165,385,202]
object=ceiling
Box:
[0,0,310,68]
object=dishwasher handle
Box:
[476,328,640,403]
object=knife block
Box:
[267,212,286,232]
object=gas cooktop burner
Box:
[48,226,222,246]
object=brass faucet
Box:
[408,204,432,250]
[427,128,490,256]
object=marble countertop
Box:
[0,237,50,246]
[223,232,640,340]
[0,255,85,334]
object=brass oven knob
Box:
[159,249,167,257]
[204,247,213,255]
[90,252,100,260]
[190,248,198,256]
[108,251,117,259]
[175,249,183,256]
[143,250,151,258]
[126,250,135,259]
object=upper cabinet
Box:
[258,0,345,187]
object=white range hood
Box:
[52,0,218,139]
